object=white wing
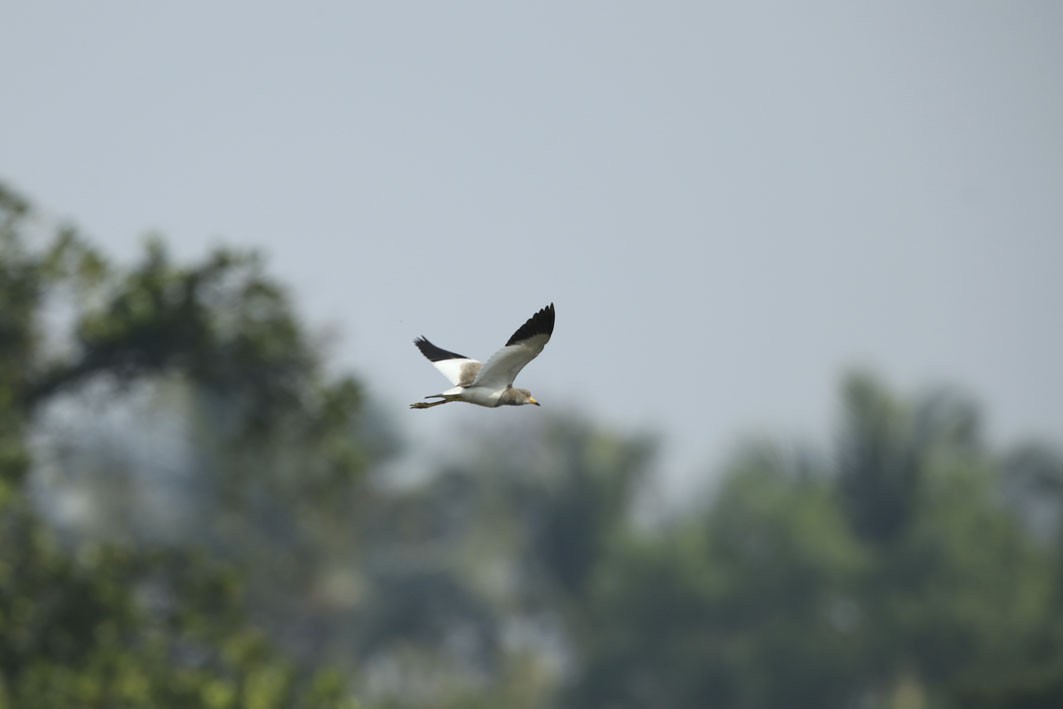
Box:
[472,336,549,390]
[471,304,555,390]
[414,337,482,387]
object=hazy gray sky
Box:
[5,3,1062,487]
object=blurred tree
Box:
[1002,442,1063,585]
[562,373,1063,709]
[0,182,364,707]
[832,373,1056,701]
[566,445,866,708]
[473,417,655,604]
[333,415,654,707]
[6,181,1063,708]
[960,441,1063,708]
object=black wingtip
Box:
[505,303,555,347]
[414,336,470,363]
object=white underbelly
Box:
[457,386,502,407]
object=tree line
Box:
[2,182,1062,707]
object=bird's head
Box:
[517,388,540,406]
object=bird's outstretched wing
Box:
[472,303,555,390]
[414,337,482,387]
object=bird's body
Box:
[410,303,555,410]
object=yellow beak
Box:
[529,397,540,406]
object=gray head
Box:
[500,387,540,406]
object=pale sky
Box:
[4,2,1062,490]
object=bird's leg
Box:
[410,398,451,409]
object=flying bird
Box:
[410,303,555,409]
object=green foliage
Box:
[0,524,356,708]
[569,453,867,708]
[562,376,1063,708]
[4,180,1063,708]
[0,182,366,707]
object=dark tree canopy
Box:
[1,183,364,707]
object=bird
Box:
[410,303,555,409]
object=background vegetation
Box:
[3,182,1062,707]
